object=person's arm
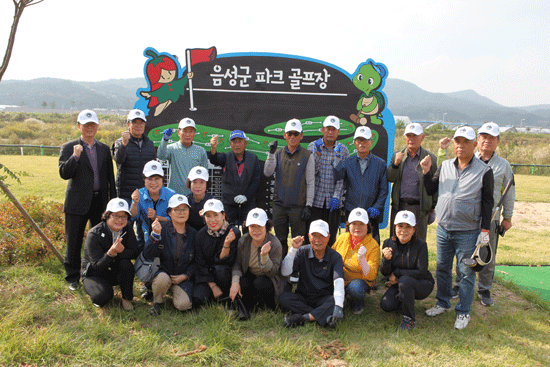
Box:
[386,151,400,183]
[117,225,140,260]
[58,142,79,180]
[332,157,348,181]
[231,237,245,284]
[373,163,389,214]
[379,239,394,276]
[307,140,322,175]
[423,164,441,196]
[259,236,283,278]
[480,168,495,231]
[393,239,429,280]
[305,153,315,207]
[84,231,115,272]
[199,148,209,169]
[156,139,170,161]
[216,227,241,265]
[281,247,299,277]
[333,145,349,201]
[112,138,127,165]
[105,145,116,199]
[501,164,515,223]
[207,151,227,168]
[263,151,277,177]
[332,255,345,308]
[243,155,261,201]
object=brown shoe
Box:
[122,299,133,311]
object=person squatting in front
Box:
[279,220,345,328]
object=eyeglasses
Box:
[130,120,146,125]
[172,208,189,214]
[111,214,128,220]
[286,131,301,137]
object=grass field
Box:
[1,155,550,366]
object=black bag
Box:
[134,253,160,283]
[221,295,250,321]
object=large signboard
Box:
[134,47,395,227]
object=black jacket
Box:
[380,237,434,282]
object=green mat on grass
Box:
[495,265,550,302]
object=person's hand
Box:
[151,218,161,235]
[501,219,512,232]
[163,128,173,141]
[211,284,223,299]
[301,206,312,222]
[334,144,343,159]
[291,236,304,249]
[329,198,340,212]
[73,144,83,158]
[367,207,379,220]
[260,241,271,256]
[131,189,140,204]
[382,247,393,260]
[439,137,451,150]
[327,305,344,328]
[420,155,432,174]
[121,131,131,146]
[170,274,186,285]
[234,195,247,205]
[229,282,241,301]
[314,139,323,155]
[268,140,278,154]
[479,230,490,246]
[147,208,156,220]
[224,229,236,246]
[357,245,367,259]
[394,151,405,166]
[109,236,124,256]
[210,134,219,151]
[199,208,205,217]
[388,273,398,285]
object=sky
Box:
[0,0,549,107]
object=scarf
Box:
[207,220,230,237]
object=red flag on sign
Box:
[188,47,217,66]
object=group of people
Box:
[59,108,514,331]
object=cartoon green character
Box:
[350,60,387,126]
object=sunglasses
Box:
[286,131,301,137]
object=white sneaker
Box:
[454,314,470,330]
[425,305,451,317]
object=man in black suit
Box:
[59,110,116,290]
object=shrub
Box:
[0,196,65,266]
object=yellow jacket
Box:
[332,232,380,286]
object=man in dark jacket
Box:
[208,130,261,226]
[59,109,116,291]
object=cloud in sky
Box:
[0,0,548,107]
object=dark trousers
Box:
[239,271,276,310]
[279,291,335,326]
[380,275,434,321]
[224,201,255,229]
[82,258,135,307]
[308,205,341,247]
[193,264,232,307]
[64,194,104,283]
[272,203,306,256]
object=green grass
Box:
[1,155,550,366]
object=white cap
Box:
[178,118,196,129]
[245,208,268,227]
[309,219,329,237]
[354,126,372,140]
[348,208,369,225]
[77,110,99,124]
[168,194,190,208]
[478,122,500,137]
[404,123,423,136]
[187,166,209,182]
[284,119,302,133]
[127,109,146,122]
[106,198,131,215]
[142,160,164,177]
[323,115,340,129]
[203,198,224,213]
[394,210,416,227]
[453,126,476,140]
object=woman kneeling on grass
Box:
[193,199,241,307]
[380,210,434,330]
[229,208,286,319]
[81,198,139,311]
[332,208,380,314]
[144,195,196,316]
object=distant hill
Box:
[0,77,548,127]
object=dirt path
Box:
[512,201,550,232]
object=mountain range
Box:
[0,77,548,127]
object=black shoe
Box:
[150,302,162,316]
[398,316,416,330]
[283,314,305,328]
[68,281,80,291]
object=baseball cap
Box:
[354,126,372,140]
[230,130,248,140]
[394,210,416,227]
[348,208,369,225]
[187,166,209,182]
[178,118,196,129]
[203,199,224,213]
[309,219,329,237]
[127,109,147,122]
[106,198,131,215]
[77,110,99,124]
[453,126,476,140]
[323,115,341,129]
[404,123,423,136]
[168,194,190,208]
[143,160,164,177]
[284,119,302,133]
[478,122,500,137]
[245,208,268,227]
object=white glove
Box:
[234,195,247,205]
[357,245,367,258]
[479,230,490,246]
